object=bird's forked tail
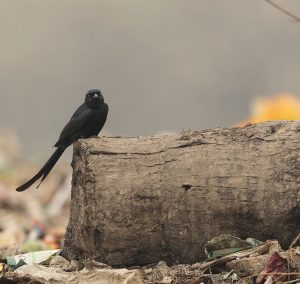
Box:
[16,146,66,192]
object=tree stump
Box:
[62,121,300,266]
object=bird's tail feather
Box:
[16,146,66,192]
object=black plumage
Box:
[16,89,108,192]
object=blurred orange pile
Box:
[238,93,300,127]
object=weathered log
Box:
[62,121,300,266]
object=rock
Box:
[49,255,69,270]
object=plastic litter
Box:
[204,234,256,260]
[6,249,61,269]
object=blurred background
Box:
[1,0,300,256]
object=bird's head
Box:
[85,89,104,108]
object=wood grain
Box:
[62,121,300,266]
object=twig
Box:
[264,0,300,22]
[289,233,300,249]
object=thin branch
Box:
[289,233,300,249]
[264,0,300,22]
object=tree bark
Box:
[62,121,300,267]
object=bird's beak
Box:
[93,93,99,98]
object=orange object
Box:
[238,93,300,127]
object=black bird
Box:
[16,89,108,192]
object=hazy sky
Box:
[1,0,300,158]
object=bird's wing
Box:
[54,105,93,147]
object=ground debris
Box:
[2,235,300,283]
[140,236,300,284]
[4,261,143,284]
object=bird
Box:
[16,89,109,192]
